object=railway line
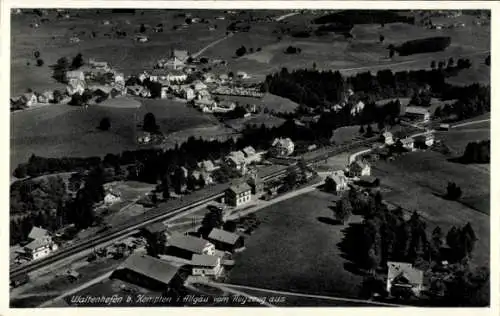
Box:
[9,137,380,280]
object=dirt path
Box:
[192,33,234,59]
[452,118,490,129]
[214,282,406,307]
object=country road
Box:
[451,118,490,129]
[191,33,234,59]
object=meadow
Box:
[227,190,365,298]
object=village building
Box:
[270,138,295,157]
[217,100,236,111]
[225,182,252,207]
[182,87,196,101]
[236,71,250,80]
[401,137,415,151]
[404,106,431,123]
[415,131,435,147]
[386,261,424,298]
[191,254,223,277]
[225,151,247,174]
[349,159,371,177]
[104,190,121,205]
[21,92,38,107]
[350,101,365,116]
[382,131,394,145]
[192,80,207,91]
[66,79,86,96]
[202,73,216,83]
[135,34,149,43]
[165,50,190,70]
[246,169,264,194]
[89,59,111,72]
[326,170,349,193]
[166,235,215,260]
[21,226,58,261]
[141,222,170,240]
[137,131,152,144]
[37,91,54,104]
[196,89,211,101]
[111,254,185,291]
[207,228,245,252]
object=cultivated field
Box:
[226,114,285,131]
[227,190,365,298]
[217,93,300,114]
[372,150,489,266]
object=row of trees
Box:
[461,140,490,163]
[52,53,85,83]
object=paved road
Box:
[275,12,299,22]
[451,118,490,129]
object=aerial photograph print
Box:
[9,6,491,308]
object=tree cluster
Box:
[445,182,462,200]
[461,140,489,163]
[394,36,451,56]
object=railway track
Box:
[10,138,377,280]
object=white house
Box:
[183,87,195,101]
[383,131,394,145]
[22,227,58,261]
[405,106,431,123]
[136,34,149,43]
[191,254,223,277]
[350,101,365,116]
[167,72,188,84]
[270,138,295,157]
[225,151,247,174]
[387,261,424,298]
[66,70,85,82]
[236,71,250,79]
[225,182,252,207]
[242,146,260,164]
[21,92,38,107]
[349,160,371,177]
[165,50,189,70]
[104,191,121,205]
[197,160,219,173]
[192,81,207,92]
[137,131,152,144]
[401,137,415,151]
[89,59,111,72]
[37,91,54,104]
[326,170,349,192]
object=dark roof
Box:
[28,226,49,240]
[191,254,220,267]
[117,254,180,285]
[227,182,252,195]
[144,222,167,234]
[208,228,241,245]
[168,235,211,254]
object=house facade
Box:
[225,151,247,174]
[207,228,245,252]
[401,137,415,151]
[326,170,349,192]
[104,191,121,205]
[349,160,371,177]
[383,131,394,145]
[22,227,58,261]
[387,261,424,298]
[405,106,431,123]
[225,182,252,207]
[191,254,223,277]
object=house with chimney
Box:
[386,261,424,298]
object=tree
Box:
[446,182,462,200]
[431,60,436,69]
[145,230,167,257]
[52,90,64,103]
[312,62,317,70]
[377,120,385,131]
[485,55,490,66]
[379,34,385,43]
[36,59,44,67]
[161,174,171,200]
[53,57,69,83]
[431,226,443,260]
[34,50,41,58]
[365,125,374,137]
[235,45,247,57]
[359,125,365,134]
[283,166,298,189]
[70,53,84,70]
[143,112,158,133]
[438,60,445,70]
[334,199,353,224]
[199,208,223,238]
[389,48,395,59]
[447,57,455,68]
[139,23,146,33]
[223,220,237,233]
[98,117,111,131]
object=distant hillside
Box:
[313,10,415,25]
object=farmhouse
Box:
[246,169,264,194]
[137,131,152,144]
[37,91,54,104]
[135,34,149,43]
[207,228,245,252]
[89,59,111,72]
[21,226,58,261]
[182,87,196,101]
[350,101,365,116]
[21,92,38,107]
[386,261,424,298]
[66,79,86,96]
[104,191,121,205]
[66,70,85,82]
[356,175,380,187]
[225,151,247,174]
[415,131,435,147]
[166,235,215,260]
[401,137,415,151]
[165,50,190,70]
[382,131,394,145]
[111,254,185,291]
[141,222,169,239]
[404,106,431,123]
[225,182,252,207]
[349,160,371,177]
[191,254,223,277]
[236,71,250,80]
[326,170,349,193]
[192,80,207,91]
[270,138,295,157]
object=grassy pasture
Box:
[372,151,489,267]
[217,93,299,114]
[227,190,365,298]
[226,114,285,132]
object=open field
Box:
[372,151,489,267]
[227,190,365,298]
[226,114,285,131]
[217,93,300,114]
[436,125,490,156]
